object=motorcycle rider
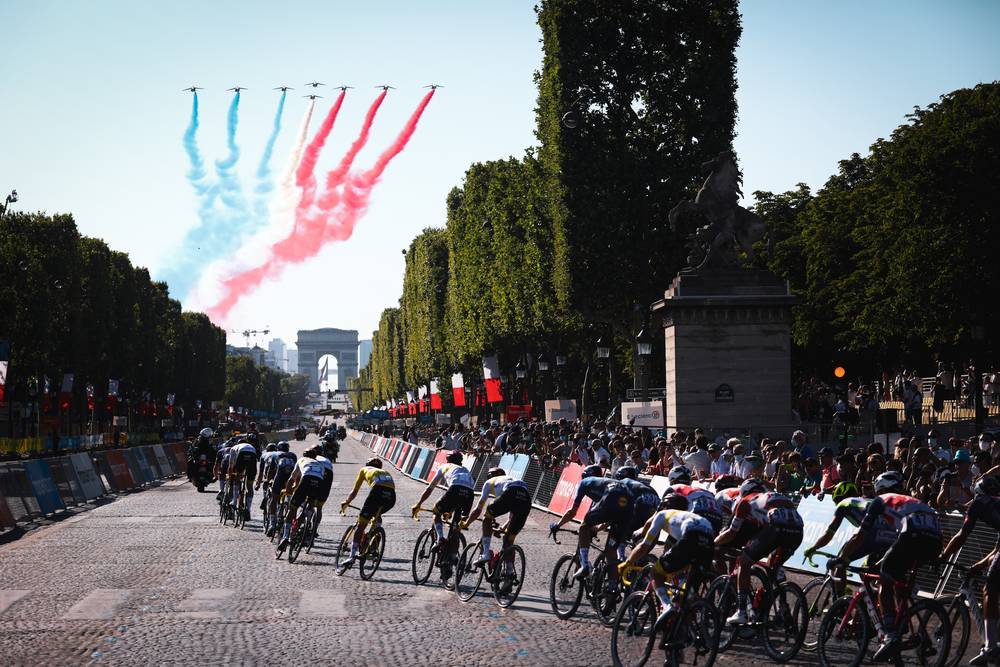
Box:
[187,428,216,482]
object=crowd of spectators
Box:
[361,417,999,515]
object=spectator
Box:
[709,443,728,478]
[776,452,806,494]
[743,454,764,481]
[910,463,938,504]
[938,449,974,509]
[570,438,592,466]
[791,430,814,459]
[592,438,611,467]
[903,380,923,425]
[802,457,822,494]
[683,436,712,479]
[818,447,840,490]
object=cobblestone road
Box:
[0,432,859,665]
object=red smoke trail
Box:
[205,90,434,322]
[294,90,347,213]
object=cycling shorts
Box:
[629,492,660,534]
[486,486,532,536]
[234,452,258,481]
[656,530,714,577]
[318,472,333,503]
[880,530,941,582]
[742,523,803,564]
[433,485,474,519]
[584,487,633,544]
[360,485,396,521]
[291,475,324,508]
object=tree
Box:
[400,228,449,387]
[225,356,259,411]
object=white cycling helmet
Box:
[199,427,214,438]
[873,471,904,495]
[668,465,693,484]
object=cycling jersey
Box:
[643,509,714,544]
[259,451,279,476]
[481,476,531,535]
[671,484,723,519]
[297,457,328,480]
[232,442,257,457]
[354,466,394,489]
[478,475,528,507]
[573,476,620,505]
[274,451,297,471]
[961,494,1000,534]
[860,493,940,538]
[433,463,474,490]
[834,497,873,528]
[715,487,741,516]
[730,492,802,532]
[618,478,659,533]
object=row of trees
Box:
[0,211,228,433]
[367,0,743,407]
[224,356,309,416]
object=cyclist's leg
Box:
[736,525,776,617]
[449,488,474,563]
[244,466,256,516]
[980,551,1000,659]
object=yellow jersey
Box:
[355,466,394,489]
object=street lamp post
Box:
[555,353,567,399]
[537,353,549,417]
[596,337,611,419]
[972,324,987,432]
[635,328,653,402]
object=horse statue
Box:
[668,150,768,270]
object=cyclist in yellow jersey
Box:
[338,458,395,573]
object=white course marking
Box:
[121,517,153,523]
[62,589,131,620]
[400,586,452,613]
[176,589,235,619]
[0,590,30,613]
[298,590,348,618]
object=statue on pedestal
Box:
[668,150,769,270]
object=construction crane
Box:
[228,327,271,348]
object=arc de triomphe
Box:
[296,328,359,392]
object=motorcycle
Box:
[322,436,339,463]
[191,454,215,492]
[294,426,307,441]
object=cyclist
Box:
[839,471,941,660]
[714,478,803,625]
[940,474,1000,665]
[802,482,889,568]
[411,451,475,581]
[255,443,278,509]
[549,464,633,590]
[614,467,661,557]
[665,465,724,533]
[620,493,715,627]
[464,467,531,590]
[338,457,396,574]
[276,446,333,555]
[262,442,297,531]
[227,439,259,520]
[214,439,236,502]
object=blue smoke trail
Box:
[214,91,250,219]
[252,91,286,226]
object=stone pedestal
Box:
[651,269,797,438]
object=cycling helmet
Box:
[831,481,860,504]
[487,467,506,479]
[581,464,604,479]
[614,465,639,481]
[302,446,319,459]
[446,451,464,464]
[199,427,214,438]
[659,492,689,511]
[265,443,277,452]
[366,457,383,469]
[668,465,693,485]
[873,471,904,494]
[714,475,740,492]
[739,478,766,497]
[973,475,1000,497]
[276,441,290,452]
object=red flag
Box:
[482,355,503,403]
[430,379,442,410]
[450,373,465,407]
[59,373,74,412]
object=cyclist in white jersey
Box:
[276,447,332,554]
[464,467,532,568]
[412,451,475,580]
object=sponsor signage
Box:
[714,384,735,402]
[544,399,577,422]
[621,400,665,428]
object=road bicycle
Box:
[936,562,984,667]
[278,499,319,564]
[706,549,808,662]
[269,493,289,542]
[816,560,950,667]
[455,522,526,608]
[802,550,859,652]
[611,562,721,667]
[259,484,273,536]
[548,526,626,626]
[218,478,235,525]
[411,508,466,587]
[233,482,249,529]
[336,503,386,581]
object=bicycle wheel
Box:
[941,595,970,667]
[610,591,657,667]
[270,504,284,543]
[592,555,621,627]
[219,497,227,524]
[492,544,525,608]
[288,516,307,564]
[234,498,245,529]
[817,594,870,667]
[802,576,838,652]
[549,553,585,619]
[706,575,739,652]
[762,580,808,662]
[897,599,950,667]
[335,524,355,572]
[359,527,385,581]
[455,542,484,602]
[666,598,721,667]
[411,529,437,585]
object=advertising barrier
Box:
[105,450,136,490]
[51,457,86,505]
[23,460,65,515]
[508,454,530,481]
[426,450,449,482]
[0,462,42,521]
[70,453,106,500]
[0,495,15,528]
[152,445,175,476]
[547,463,591,520]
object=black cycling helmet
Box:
[302,446,320,459]
[487,467,506,479]
[366,457,382,469]
[713,474,740,491]
[276,441,290,453]
[446,451,464,464]
[660,492,689,511]
[581,464,604,479]
[265,443,277,452]
[614,466,639,480]
[974,475,1000,497]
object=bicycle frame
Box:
[835,567,914,639]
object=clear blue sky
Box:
[2,1,997,352]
